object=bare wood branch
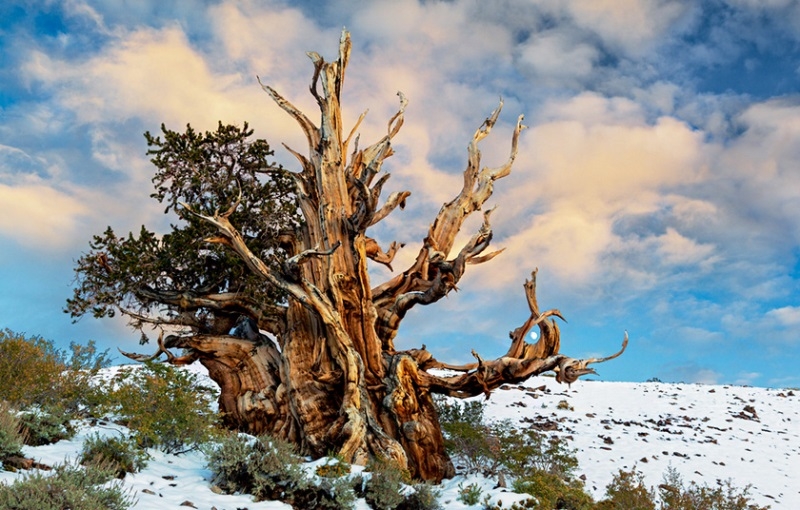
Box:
[365,238,404,271]
[258,76,320,153]
[369,190,411,227]
[344,110,368,159]
[554,332,629,384]
[118,331,200,366]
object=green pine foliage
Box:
[456,481,483,505]
[66,122,300,341]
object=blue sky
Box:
[2,0,800,387]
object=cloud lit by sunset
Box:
[2,0,799,387]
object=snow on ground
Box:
[479,378,800,508]
[2,365,798,509]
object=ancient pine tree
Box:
[68,31,626,482]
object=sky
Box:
[1,0,800,387]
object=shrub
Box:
[494,422,579,480]
[0,401,23,463]
[96,362,220,453]
[300,476,357,510]
[557,399,574,411]
[598,467,770,510]
[80,433,149,478]
[657,466,769,510]
[399,482,442,510]
[206,433,310,502]
[456,481,483,505]
[437,395,588,509]
[365,456,410,510]
[483,497,538,510]
[513,470,594,510]
[436,397,503,475]
[0,330,110,414]
[597,468,657,509]
[17,408,75,446]
[316,452,351,478]
[0,461,134,510]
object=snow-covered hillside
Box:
[482,378,799,508]
[2,365,797,509]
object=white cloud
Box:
[765,306,800,327]
[563,0,691,55]
[22,26,255,132]
[476,93,708,287]
[656,227,717,267]
[517,29,600,86]
[0,183,89,248]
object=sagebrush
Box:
[95,361,220,453]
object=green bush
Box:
[0,330,110,417]
[364,456,410,510]
[456,481,483,505]
[657,466,769,510]
[18,408,75,446]
[513,470,594,510]
[436,398,503,476]
[399,482,442,510]
[0,401,23,463]
[598,468,656,510]
[96,362,220,453]
[0,461,134,510]
[494,422,579,480]
[306,476,357,510]
[206,433,309,501]
[80,433,149,479]
[316,452,351,478]
[598,467,770,510]
[207,432,358,508]
[437,394,589,509]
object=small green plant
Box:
[0,401,24,464]
[316,452,351,478]
[598,467,770,510]
[206,433,310,502]
[436,397,504,475]
[401,482,442,510]
[597,468,657,509]
[494,423,579,480]
[457,481,484,505]
[305,476,357,510]
[96,362,220,453]
[18,408,75,446]
[557,399,574,411]
[657,465,769,510]
[513,470,594,510]
[483,495,538,510]
[80,433,150,479]
[0,461,134,509]
[365,456,410,510]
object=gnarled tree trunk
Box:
[123,31,626,482]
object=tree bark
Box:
[124,30,626,482]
